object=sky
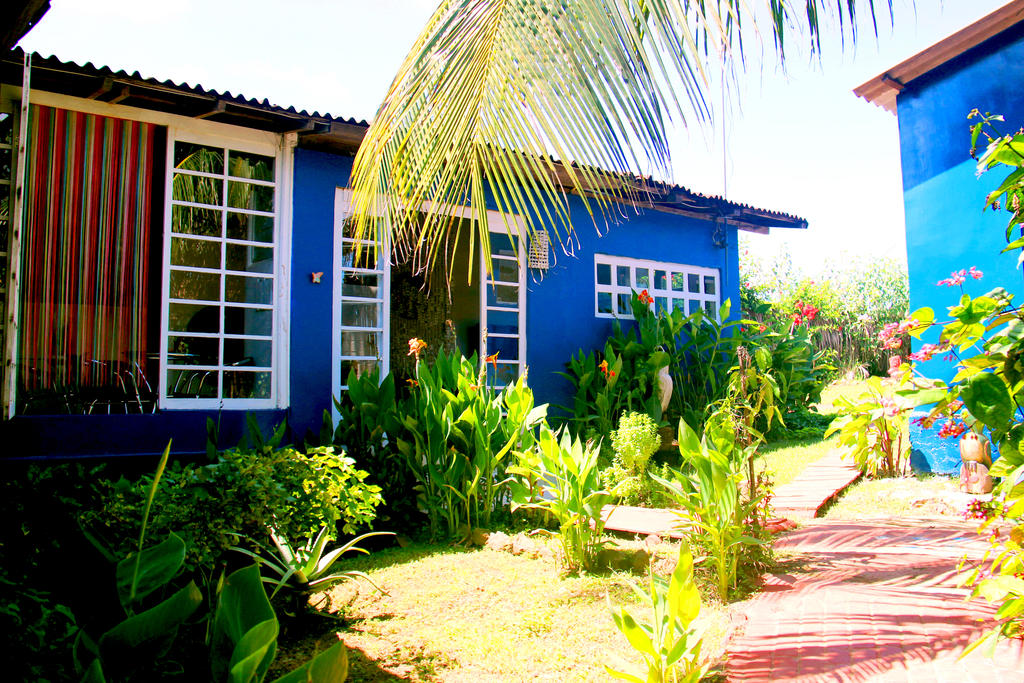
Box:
[16,0,1014,275]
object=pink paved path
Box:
[726,518,1024,681]
[772,450,861,520]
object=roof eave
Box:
[854,0,1024,113]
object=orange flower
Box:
[638,289,653,306]
[599,359,611,377]
[406,378,419,387]
[408,338,427,361]
[485,351,499,372]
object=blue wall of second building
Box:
[525,200,740,413]
[288,148,354,441]
[896,23,1024,471]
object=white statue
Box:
[656,365,673,415]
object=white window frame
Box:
[594,254,720,320]
[332,191,527,402]
[159,127,291,410]
[479,223,527,386]
[333,189,391,397]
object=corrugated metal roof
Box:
[854,0,1024,114]
[4,48,805,231]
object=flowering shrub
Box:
[825,376,909,477]
[741,245,909,375]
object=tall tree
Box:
[348,0,894,278]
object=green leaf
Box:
[961,373,1014,429]
[99,581,202,664]
[116,533,187,609]
[271,640,348,683]
[211,564,279,683]
[613,610,656,656]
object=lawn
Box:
[822,475,965,519]
[756,437,836,487]
[272,539,733,681]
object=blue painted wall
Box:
[288,148,353,441]
[525,199,739,412]
[896,23,1024,472]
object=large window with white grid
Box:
[161,132,281,408]
[594,254,720,320]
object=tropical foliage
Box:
[605,544,709,683]
[348,0,893,277]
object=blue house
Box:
[854,0,1024,473]
[0,48,805,460]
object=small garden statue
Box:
[958,432,993,495]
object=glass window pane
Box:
[174,142,223,174]
[226,244,273,273]
[688,300,700,315]
[225,339,273,367]
[688,273,700,293]
[487,285,518,307]
[0,148,10,178]
[340,359,378,384]
[487,309,519,334]
[654,270,667,289]
[487,362,519,386]
[596,263,611,286]
[172,172,222,206]
[172,205,221,237]
[704,301,717,318]
[635,268,649,287]
[492,258,518,283]
[671,272,685,292]
[169,303,219,333]
[703,276,716,295]
[227,150,275,181]
[0,112,12,145]
[227,212,274,242]
[225,307,272,336]
[225,371,272,399]
[673,298,687,313]
[486,336,519,361]
[169,270,220,302]
[171,237,220,269]
[227,181,274,212]
[342,273,379,299]
[597,291,612,314]
[342,243,377,270]
[342,302,379,327]
[655,296,667,314]
[341,330,381,358]
[167,369,218,398]
[225,275,273,305]
[617,293,631,315]
[616,265,630,286]
[167,335,219,365]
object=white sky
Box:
[16,0,1014,274]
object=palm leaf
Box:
[348,0,892,279]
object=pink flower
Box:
[937,421,967,439]
[937,269,967,287]
[908,343,946,362]
[969,266,983,280]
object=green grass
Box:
[272,538,732,681]
[822,475,964,519]
[756,437,836,487]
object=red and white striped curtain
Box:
[19,105,156,391]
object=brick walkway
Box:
[725,518,1024,681]
[772,450,861,520]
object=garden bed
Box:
[272,539,733,681]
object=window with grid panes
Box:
[594,254,720,320]
[163,137,278,406]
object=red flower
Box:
[485,351,499,372]
[638,289,653,305]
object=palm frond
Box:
[349,0,893,278]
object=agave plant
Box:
[233,527,394,614]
